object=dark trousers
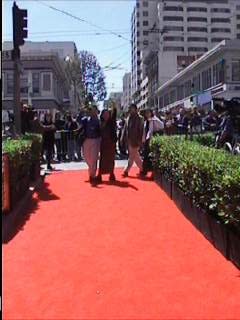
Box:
[142,140,153,174]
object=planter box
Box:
[171,182,183,211]
[209,217,229,259]
[182,197,200,230]
[194,206,213,243]
[228,227,240,269]
[30,161,40,181]
[161,175,172,199]
[154,170,162,187]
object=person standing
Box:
[65,114,79,161]
[54,112,65,162]
[41,112,56,170]
[82,106,101,184]
[121,103,144,177]
[97,104,117,183]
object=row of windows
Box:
[163,26,231,33]
[4,72,52,96]
[163,6,230,13]
[163,37,230,43]
[158,60,240,108]
[163,47,208,52]
[163,16,231,23]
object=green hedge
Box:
[3,134,42,209]
[151,136,240,229]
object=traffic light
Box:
[13,1,28,48]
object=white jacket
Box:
[143,116,164,143]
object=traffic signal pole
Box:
[12,1,28,135]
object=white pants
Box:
[83,138,101,178]
[124,144,143,173]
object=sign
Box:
[2,50,13,61]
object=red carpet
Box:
[3,169,240,320]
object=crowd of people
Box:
[4,99,236,183]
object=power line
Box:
[34,0,132,43]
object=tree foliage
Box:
[79,50,107,102]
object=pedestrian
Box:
[142,109,153,176]
[41,112,56,170]
[82,105,101,184]
[54,112,65,162]
[97,104,117,183]
[118,114,128,158]
[121,103,144,177]
[65,114,79,161]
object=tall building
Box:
[122,72,132,111]
[132,0,240,108]
[108,92,123,112]
[131,0,158,105]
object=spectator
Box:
[65,114,80,162]
[41,112,56,170]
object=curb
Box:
[2,174,45,243]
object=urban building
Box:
[138,76,148,110]
[131,0,158,105]
[2,51,71,116]
[108,92,123,112]
[132,0,240,109]
[155,40,240,111]
[3,41,77,60]
[2,41,81,114]
[122,72,132,111]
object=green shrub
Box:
[151,136,240,229]
[2,134,43,209]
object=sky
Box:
[2,0,135,98]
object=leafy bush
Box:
[2,134,42,209]
[151,136,240,229]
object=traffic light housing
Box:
[13,2,28,48]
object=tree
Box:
[79,50,107,102]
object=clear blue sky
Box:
[2,0,135,97]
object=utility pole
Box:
[12,1,28,135]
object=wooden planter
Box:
[30,161,40,181]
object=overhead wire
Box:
[35,0,132,43]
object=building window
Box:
[193,74,201,92]
[232,60,240,81]
[177,85,184,100]
[143,40,149,46]
[213,60,225,85]
[202,68,212,90]
[188,37,208,42]
[42,73,51,91]
[143,11,148,17]
[164,93,170,106]
[163,16,183,21]
[212,38,230,43]
[187,7,207,12]
[165,26,184,32]
[164,36,184,41]
[188,47,208,52]
[32,73,40,94]
[164,6,183,11]
[211,28,231,33]
[211,18,230,23]
[211,8,230,13]
[143,30,149,36]
[20,73,28,94]
[187,17,208,22]
[184,80,192,98]
[187,27,208,32]
[143,21,149,26]
[163,47,184,52]
[237,34,240,39]
[6,73,13,95]
[143,1,148,7]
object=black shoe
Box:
[122,171,128,178]
[109,174,116,181]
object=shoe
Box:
[109,173,116,181]
[96,175,103,184]
[138,171,146,178]
[122,171,128,177]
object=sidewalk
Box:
[3,168,240,319]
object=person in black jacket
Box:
[54,112,66,162]
[64,114,80,161]
[42,112,56,170]
[97,105,117,183]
